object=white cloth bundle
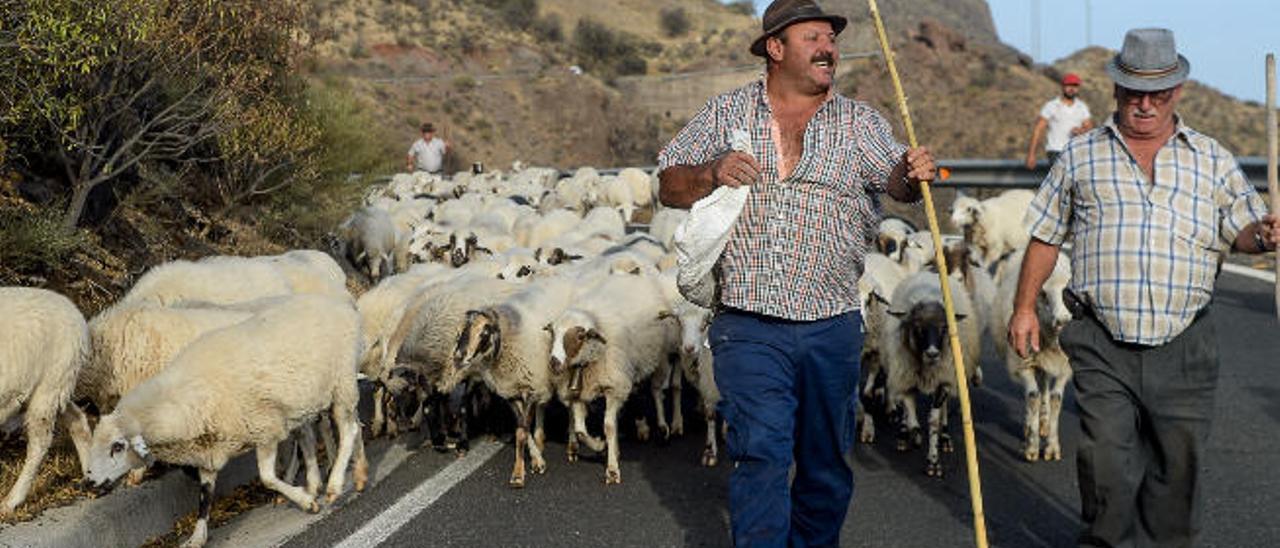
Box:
[673,129,753,308]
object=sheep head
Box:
[379,366,427,433]
[84,414,151,491]
[453,309,502,372]
[547,312,606,396]
[891,301,966,369]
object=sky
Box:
[737,0,1280,103]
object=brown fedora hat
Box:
[750,0,847,58]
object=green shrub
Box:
[725,1,756,16]
[573,18,649,79]
[659,7,690,38]
[532,13,563,42]
[0,207,86,273]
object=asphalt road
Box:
[279,270,1280,548]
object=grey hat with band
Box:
[1105,28,1191,92]
[750,0,847,58]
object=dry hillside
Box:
[303,0,757,171]
[308,0,1269,171]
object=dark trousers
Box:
[1059,311,1218,548]
[709,309,862,548]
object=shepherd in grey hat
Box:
[1013,26,1279,548]
[1105,27,1191,91]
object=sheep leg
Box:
[566,402,581,462]
[533,402,546,454]
[279,434,301,492]
[325,406,360,503]
[925,389,949,478]
[573,400,606,453]
[370,385,387,437]
[650,372,671,441]
[180,468,218,548]
[896,395,923,451]
[603,395,623,485]
[701,404,718,467]
[527,402,547,475]
[1017,368,1043,461]
[857,398,877,444]
[1,408,54,516]
[58,404,93,476]
[256,444,318,512]
[670,367,684,438]
[508,398,529,488]
[299,422,322,497]
[1044,370,1072,461]
[319,413,337,471]
[351,424,368,492]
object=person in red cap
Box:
[1025,72,1094,169]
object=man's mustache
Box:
[811,53,835,65]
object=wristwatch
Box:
[1252,228,1270,252]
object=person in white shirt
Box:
[406,122,448,174]
[1025,73,1093,169]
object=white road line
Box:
[1222,262,1277,283]
[334,440,503,548]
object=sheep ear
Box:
[475,246,493,255]
[534,248,542,261]
[130,435,156,467]
[585,328,607,344]
[656,310,675,321]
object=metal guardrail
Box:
[567,157,1274,192]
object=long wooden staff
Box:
[1267,54,1278,319]
[866,1,989,546]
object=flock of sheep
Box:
[1,162,1073,546]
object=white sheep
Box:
[517,209,581,249]
[546,274,678,484]
[855,252,908,443]
[991,249,1074,462]
[599,175,637,223]
[83,294,367,548]
[618,167,654,209]
[881,271,981,477]
[577,206,625,242]
[949,190,1035,271]
[876,216,917,264]
[78,303,254,416]
[0,287,93,517]
[199,250,348,301]
[662,295,722,466]
[119,258,293,308]
[648,208,689,250]
[338,205,401,282]
[449,276,578,487]
[899,231,936,274]
[380,276,522,437]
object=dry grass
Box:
[140,481,278,548]
[0,437,95,526]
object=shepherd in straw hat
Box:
[656,0,938,545]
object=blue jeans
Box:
[710,308,863,548]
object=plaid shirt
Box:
[1026,115,1267,345]
[658,79,907,321]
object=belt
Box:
[1062,288,1210,348]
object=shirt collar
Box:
[1102,113,1197,152]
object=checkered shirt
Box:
[1026,115,1267,345]
[657,79,907,321]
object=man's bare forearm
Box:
[658,163,717,209]
[1013,238,1061,313]
[886,158,922,203]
